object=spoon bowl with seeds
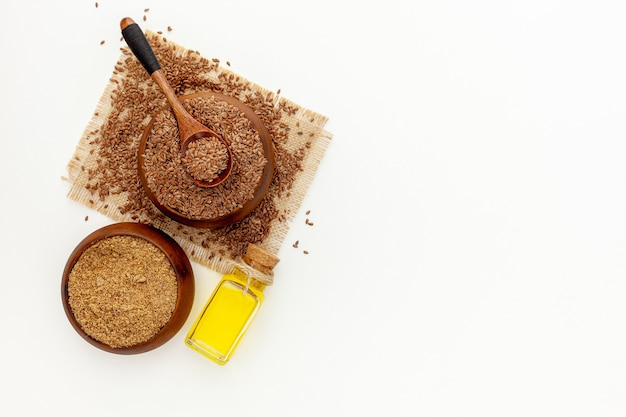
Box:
[121,17,232,187]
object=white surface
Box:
[2,0,626,415]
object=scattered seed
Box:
[84,215,89,221]
[303,250,309,255]
[100,40,105,45]
[167,26,173,32]
[305,210,310,215]
[78,32,313,257]
[95,2,98,8]
[143,15,147,21]
[144,8,150,12]
[292,240,299,248]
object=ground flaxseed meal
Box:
[67,235,177,348]
[67,30,332,271]
[143,96,266,220]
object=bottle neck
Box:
[232,266,267,292]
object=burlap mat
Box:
[65,30,332,275]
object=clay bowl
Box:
[61,222,195,354]
[137,91,275,229]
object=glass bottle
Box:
[185,244,280,365]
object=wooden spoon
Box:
[120,17,232,187]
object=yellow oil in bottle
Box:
[185,244,279,365]
[185,268,264,365]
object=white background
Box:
[1,0,626,415]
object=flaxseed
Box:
[142,96,266,220]
[181,136,229,183]
[79,32,312,257]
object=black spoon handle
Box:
[120,17,161,75]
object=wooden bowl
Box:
[137,91,275,228]
[61,222,195,354]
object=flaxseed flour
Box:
[67,235,178,348]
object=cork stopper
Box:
[242,244,280,275]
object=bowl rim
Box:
[61,222,195,354]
